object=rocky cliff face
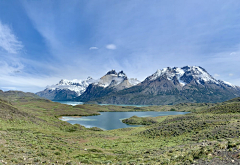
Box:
[74,70,140,102]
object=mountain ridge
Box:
[36,66,240,104]
[36,70,140,101]
[76,66,240,105]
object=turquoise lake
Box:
[60,111,189,130]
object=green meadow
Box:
[0,91,239,164]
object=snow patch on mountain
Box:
[129,78,141,85]
[148,66,229,86]
[222,81,234,86]
[183,66,219,84]
[219,80,236,88]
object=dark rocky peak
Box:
[87,76,93,80]
[106,69,117,75]
[181,66,208,75]
[118,70,127,77]
[163,67,174,73]
[181,66,191,71]
[58,79,65,85]
[181,66,206,78]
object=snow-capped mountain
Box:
[84,66,240,105]
[97,70,140,90]
[36,70,140,101]
[129,78,141,86]
[147,66,236,88]
[37,66,240,104]
[36,77,95,100]
[50,77,94,95]
[74,70,141,102]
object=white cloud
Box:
[214,74,220,78]
[0,73,61,93]
[0,60,24,75]
[0,21,23,54]
[0,58,65,93]
[229,73,233,76]
[106,44,116,50]
[230,52,236,56]
[89,47,98,50]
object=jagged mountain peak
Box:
[105,70,126,78]
[98,70,128,88]
[147,66,220,86]
[106,69,117,75]
[87,76,93,80]
[57,79,78,85]
[118,70,126,77]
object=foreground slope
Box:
[0,91,240,164]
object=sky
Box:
[0,0,240,93]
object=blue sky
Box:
[0,0,240,92]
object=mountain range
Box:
[36,66,240,105]
[36,70,140,101]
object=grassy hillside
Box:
[0,91,239,164]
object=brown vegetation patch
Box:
[105,136,120,140]
[79,139,89,143]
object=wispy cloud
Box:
[229,73,233,76]
[230,52,236,55]
[0,21,23,54]
[0,59,24,75]
[0,73,61,92]
[106,44,116,50]
[0,0,239,93]
[89,47,98,50]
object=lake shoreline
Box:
[60,111,190,130]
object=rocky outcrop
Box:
[74,70,140,102]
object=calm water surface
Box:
[53,101,84,106]
[61,111,189,130]
[54,101,150,107]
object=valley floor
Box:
[0,93,240,164]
